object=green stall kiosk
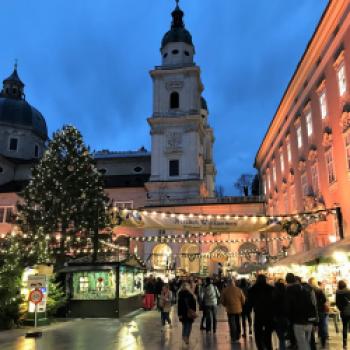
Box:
[62,255,145,318]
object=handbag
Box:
[185,298,198,320]
[187,308,198,320]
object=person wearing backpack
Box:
[203,277,220,333]
[336,280,350,349]
[285,277,318,350]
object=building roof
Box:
[3,68,24,87]
[161,3,194,50]
[103,174,150,188]
[93,149,151,160]
[0,67,47,140]
[0,180,29,193]
[0,97,48,140]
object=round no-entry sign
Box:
[29,289,43,305]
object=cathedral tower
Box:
[146,2,216,204]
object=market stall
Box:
[269,238,350,302]
[61,255,145,318]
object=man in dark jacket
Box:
[309,277,328,348]
[247,274,274,350]
[285,276,318,350]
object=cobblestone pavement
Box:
[0,306,345,350]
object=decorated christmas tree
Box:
[17,125,111,262]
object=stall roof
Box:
[273,238,350,266]
[58,254,146,272]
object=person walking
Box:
[155,277,164,310]
[248,274,275,350]
[195,278,206,330]
[336,280,350,349]
[159,284,172,330]
[272,279,288,350]
[203,277,220,333]
[220,277,245,343]
[239,278,252,338]
[309,277,328,348]
[178,282,197,345]
[285,276,318,350]
[143,276,155,310]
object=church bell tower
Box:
[146,1,216,204]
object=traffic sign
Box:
[29,289,43,305]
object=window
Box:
[296,125,302,148]
[79,276,89,292]
[301,172,308,196]
[306,111,313,137]
[325,148,336,183]
[133,166,143,173]
[280,152,285,173]
[0,208,4,223]
[114,201,133,209]
[34,144,39,158]
[311,163,319,194]
[0,166,3,174]
[287,141,292,163]
[163,53,168,58]
[290,186,296,212]
[169,159,179,176]
[345,131,350,171]
[337,63,347,96]
[170,92,179,109]
[5,207,15,223]
[319,91,328,119]
[184,51,190,56]
[9,138,18,151]
[283,192,289,214]
[172,49,179,55]
[272,164,276,183]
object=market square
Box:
[1,0,350,349]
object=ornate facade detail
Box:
[165,132,182,152]
[308,145,318,162]
[281,178,287,192]
[322,127,333,148]
[165,81,184,90]
[341,103,350,132]
[289,168,295,184]
[298,157,306,172]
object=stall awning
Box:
[274,246,324,266]
[274,238,350,266]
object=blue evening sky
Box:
[0,0,328,195]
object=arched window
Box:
[170,92,179,109]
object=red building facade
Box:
[255,1,350,254]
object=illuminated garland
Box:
[112,207,334,222]
[131,235,292,244]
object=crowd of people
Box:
[143,273,350,349]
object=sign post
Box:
[26,288,43,338]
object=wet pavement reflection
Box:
[0,306,344,349]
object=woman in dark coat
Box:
[178,282,197,345]
[336,280,350,349]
